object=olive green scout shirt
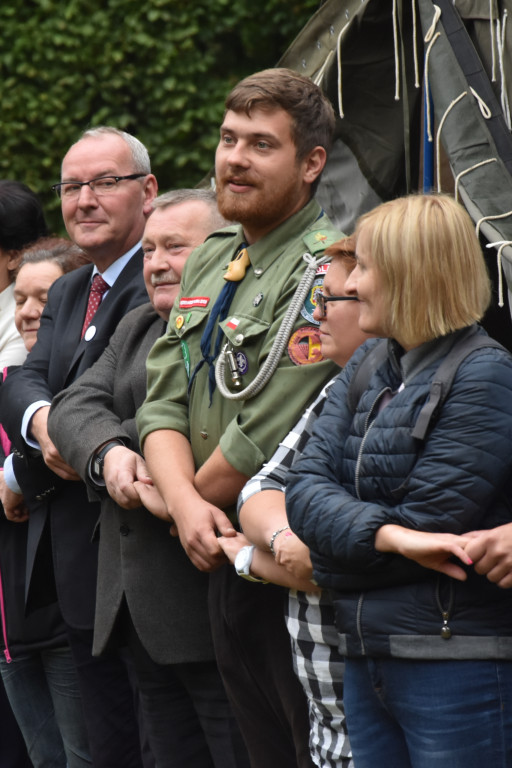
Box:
[137,198,341,500]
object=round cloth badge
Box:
[300,277,323,325]
[287,326,324,366]
[175,314,185,330]
[236,351,249,375]
[84,325,96,341]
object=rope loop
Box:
[215,252,329,401]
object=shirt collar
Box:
[232,199,323,274]
[92,241,141,286]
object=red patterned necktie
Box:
[81,274,109,338]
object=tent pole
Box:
[423,82,434,191]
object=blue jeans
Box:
[0,647,91,768]
[343,657,512,768]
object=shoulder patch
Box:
[302,229,340,255]
[301,276,323,325]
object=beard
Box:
[216,170,305,237]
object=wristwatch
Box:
[90,440,123,483]
[234,545,265,583]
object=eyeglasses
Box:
[316,291,359,316]
[51,174,146,199]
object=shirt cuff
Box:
[22,401,52,449]
[3,454,22,494]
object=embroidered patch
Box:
[315,263,329,276]
[287,326,324,366]
[300,277,323,325]
[236,351,249,375]
[179,296,209,309]
[226,317,240,330]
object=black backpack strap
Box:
[411,327,506,441]
[347,339,388,414]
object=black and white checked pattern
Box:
[239,376,353,768]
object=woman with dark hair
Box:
[0,180,48,368]
[286,194,512,767]
[0,238,92,767]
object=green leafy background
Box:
[0,0,319,232]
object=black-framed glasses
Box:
[316,291,359,316]
[51,174,146,199]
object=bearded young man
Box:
[137,68,341,768]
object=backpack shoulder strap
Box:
[347,339,388,414]
[411,327,507,441]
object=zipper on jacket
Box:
[0,564,12,662]
[356,593,366,655]
[354,387,391,499]
[435,577,454,640]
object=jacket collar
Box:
[387,325,479,385]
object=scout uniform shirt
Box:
[137,198,341,516]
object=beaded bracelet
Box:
[269,525,290,557]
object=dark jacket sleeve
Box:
[48,303,161,481]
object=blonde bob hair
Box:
[354,194,491,348]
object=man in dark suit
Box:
[0,126,158,767]
[48,189,249,768]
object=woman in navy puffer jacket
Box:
[286,194,512,768]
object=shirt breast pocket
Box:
[173,308,209,339]
[219,314,270,348]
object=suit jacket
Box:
[0,250,148,629]
[48,303,215,665]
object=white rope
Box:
[424,31,441,142]
[215,252,330,401]
[412,0,420,87]
[424,4,441,42]
[490,0,497,82]
[392,0,400,100]
[476,209,512,240]
[486,241,512,307]
[313,49,335,87]
[454,158,498,202]
[335,21,351,118]
[469,86,492,118]
[435,92,467,191]
[497,11,511,128]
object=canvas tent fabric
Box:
[278,0,512,338]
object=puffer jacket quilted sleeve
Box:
[286,330,512,592]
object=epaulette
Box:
[302,228,340,255]
[204,224,239,242]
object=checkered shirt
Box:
[239,376,353,768]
